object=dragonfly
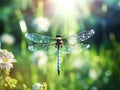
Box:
[25,29,95,75]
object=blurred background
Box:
[0,0,120,90]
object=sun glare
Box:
[54,0,92,19]
[56,0,75,11]
[55,0,76,17]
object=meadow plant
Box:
[0,49,17,90]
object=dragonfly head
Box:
[56,34,62,38]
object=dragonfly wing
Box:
[63,29,95,44]
[61,43,90,54]
[25,33,54,44]
[77,29,95,42]
[28,44,57,54]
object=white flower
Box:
[32,17,50,32]
[32,51,48,69]
[1,33,15,45]
[0,49,16,70]
[73,59,84,69]
[32,83,43,90]
[89,69,98,80]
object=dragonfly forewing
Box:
[63,29,95,44]
[25,33,55,44]
[77,29,95,42]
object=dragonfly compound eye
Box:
[56,34,62,37]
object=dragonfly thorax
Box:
[56,34,63,48]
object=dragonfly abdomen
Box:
[57,45,61,75]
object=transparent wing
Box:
[25,33,55,44]
[63,29,95,44]
[61,43,90,54]
[76,29,95,42]
[28,43,57,54]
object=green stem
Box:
[21,33,27,56]
[3,69,6,90]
